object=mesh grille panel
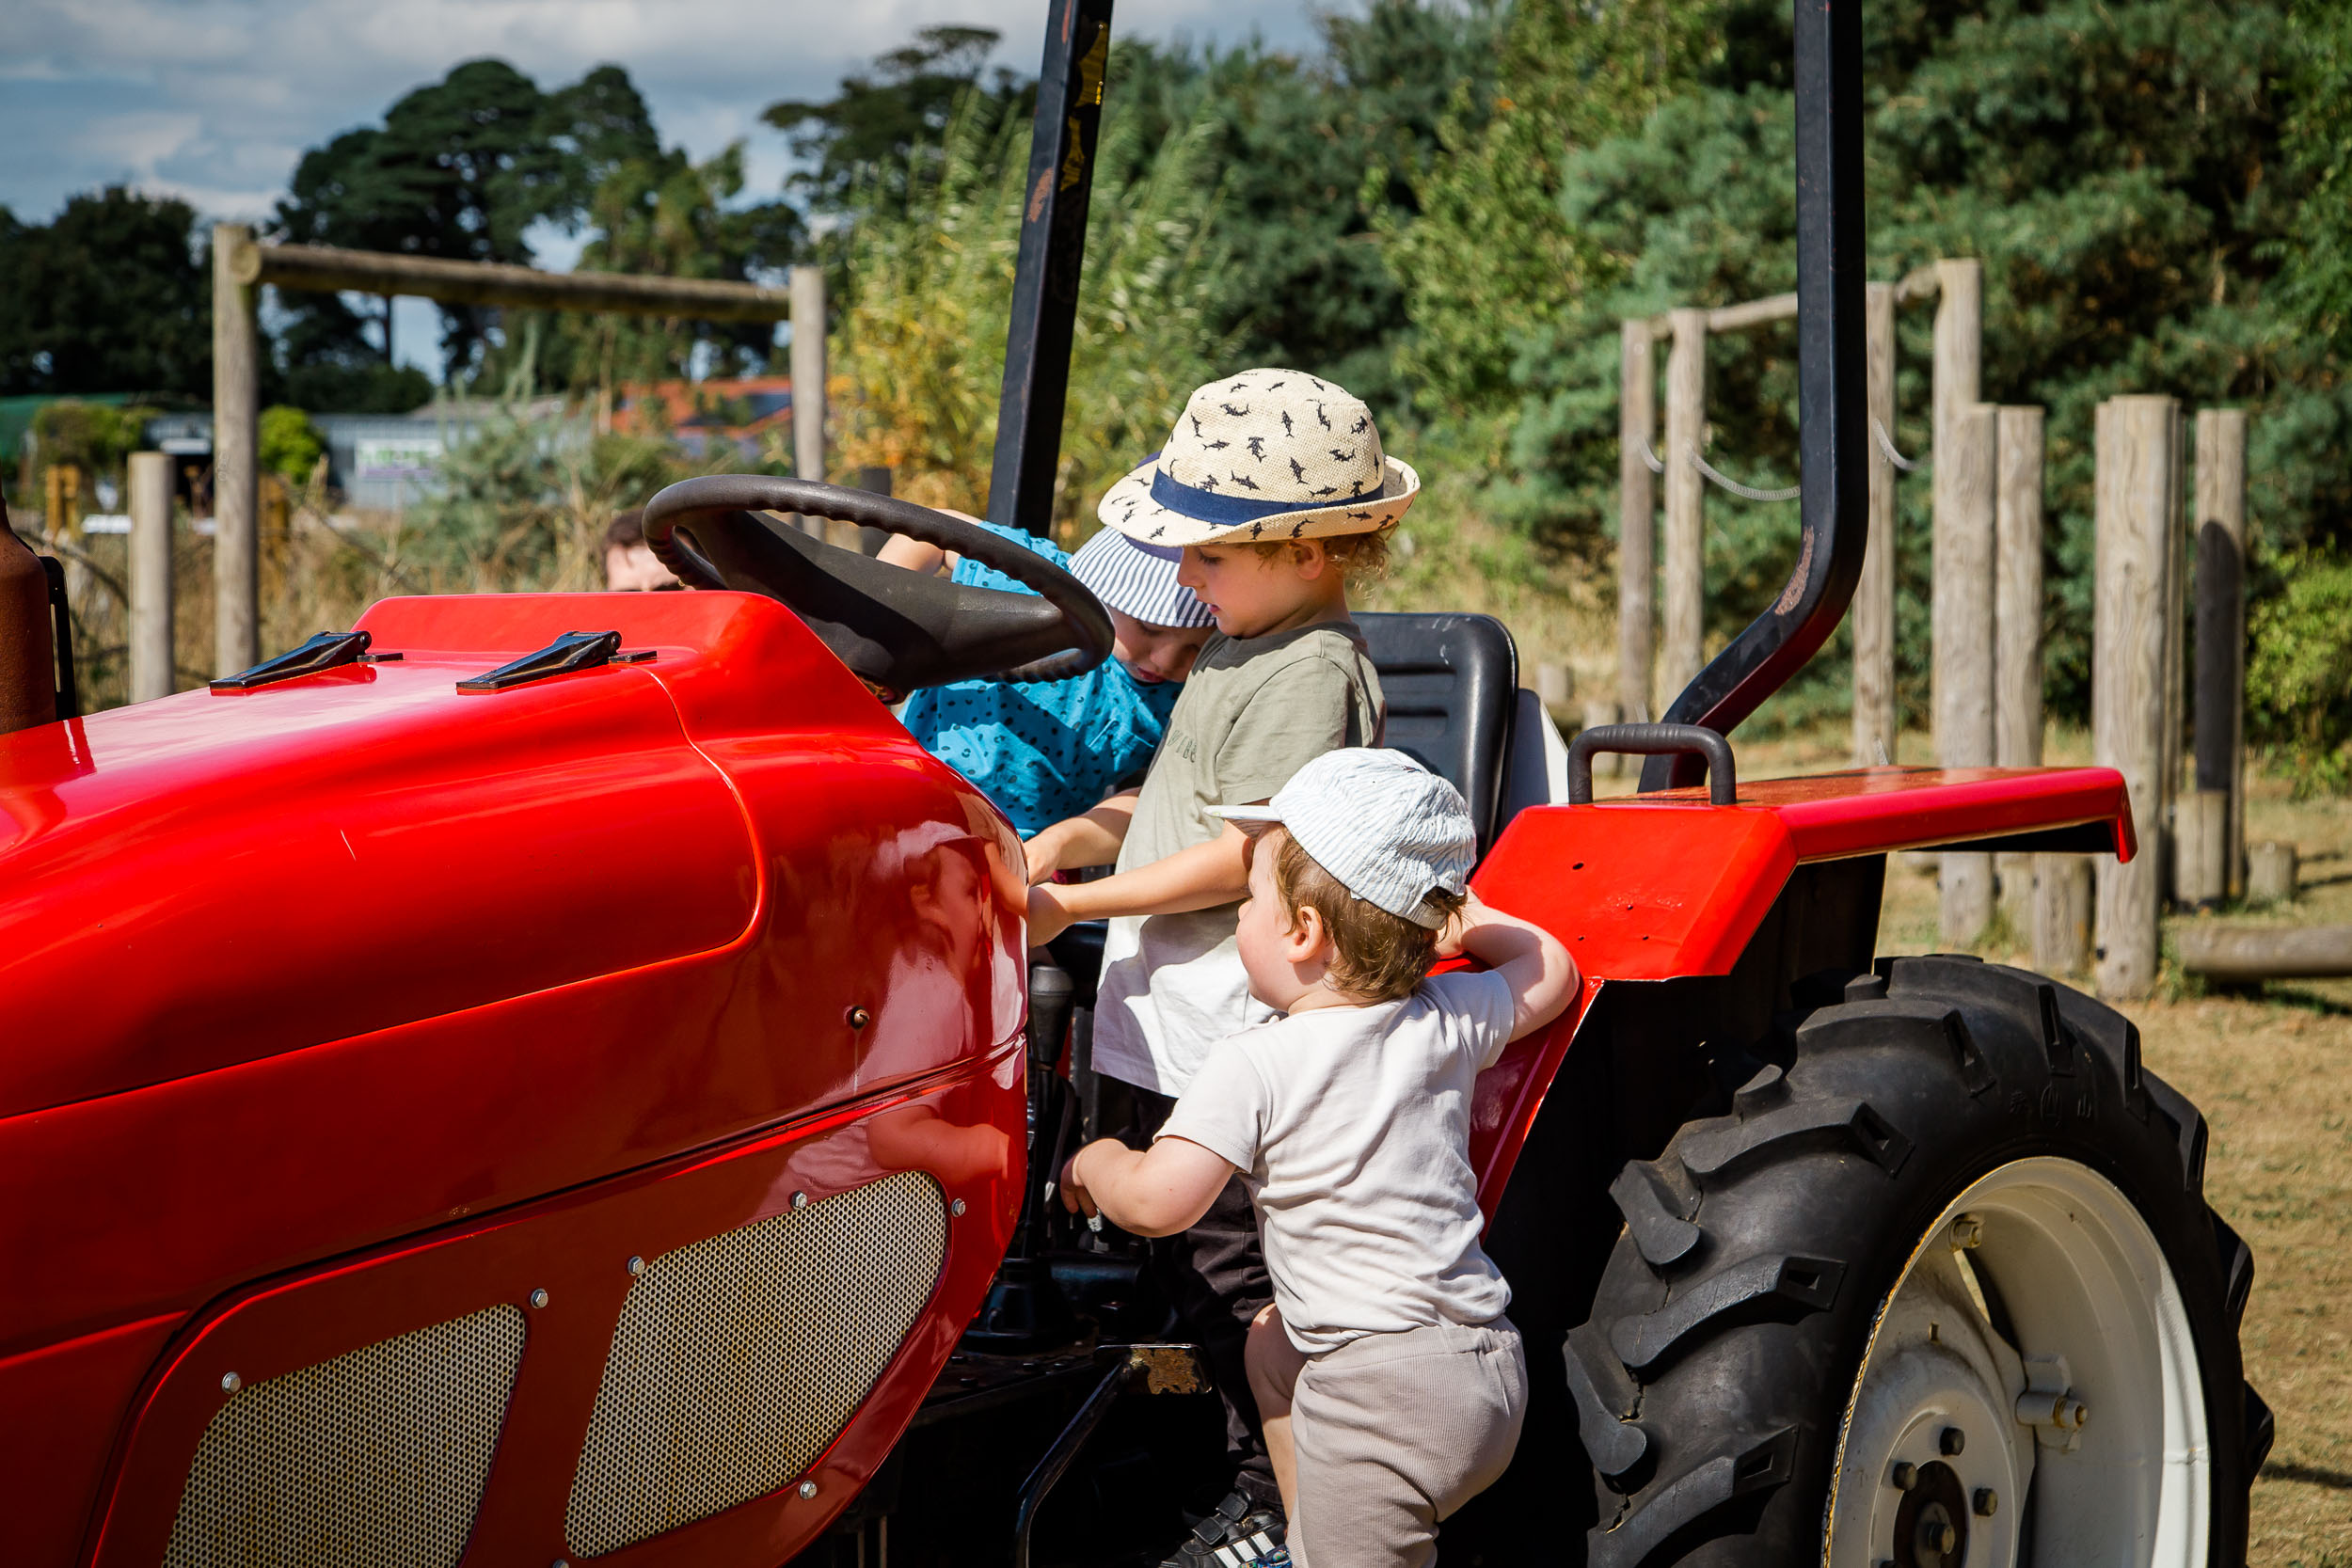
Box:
[565,1169,947,1557]
[162,1303,525,1568]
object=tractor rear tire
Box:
[1568,954,2269,1568]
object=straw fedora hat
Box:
[1097,368,1419,547]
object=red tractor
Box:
[0,3,2265,1565]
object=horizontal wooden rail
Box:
[224,234,794,322]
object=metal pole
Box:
[1640,0,1864,788]
[789,264,830,542]
[986,0,1114,539]
[1936,403,1997,944]
[1851,280,1898,766]
[1661,308,1708,701]
[1619,319,1657,723]
[2094,395,2181,1000]
[129,451,175,702]
[212,223,260,676]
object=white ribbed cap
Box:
[1067,528,1215,628]
[1212,748,1475,927]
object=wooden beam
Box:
[235,240,794,323]
[788,265,833,543]
[2177,922,2352,982]
[2195,407,2249,898]
[128,451,174,703]
[1936,402,1997,944]
[1995,405,2045,927]
[1851,281,1898,766]
[213,223,260,677]
[2094,395,2182,1000]
[1619,319,1657,722]
[1661,308,1708,701]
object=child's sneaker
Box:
[1211,1530,1289,1568]
[1160,1491,1286,1568]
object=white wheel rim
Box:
[1824,1157,2209,1568]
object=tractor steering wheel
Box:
[641,474,1114,699]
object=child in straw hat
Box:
[1025,368,1418,1562]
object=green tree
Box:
[764,26,1030,211]
[0,188,211,397]
[1394,0,2335,730]
[274,59,650,374]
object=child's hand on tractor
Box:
[1058,1142,1104,1219]
[1026,883,1077,947]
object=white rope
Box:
[1873,417,1926,473]
[1690,448,1801,502]
[1640,439,1666,475]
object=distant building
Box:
[611,376,792,463]
[135,399,585,511]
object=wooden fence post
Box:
[212,223,260,676]
[2094,395,2182,1000]
[128,451,174,703]
[1995,405,2045,928]
[1619,320,1657,722]
[2186,408,2249,904]
[1852,281,1899,766]
[1662,308,1708,702]
[1937,402,1998,943]
[789,264,832,544]
[1932,258,1981,505]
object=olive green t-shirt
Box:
[1091,621,1384,1096]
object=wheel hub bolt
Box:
[1949,1213,1985,1249]
[1891,1461,1917,1490]
[1974,1487,1998,1517]
[1939,1426,1965,1456]
[1919,1519,1958,1555]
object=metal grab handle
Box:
[1568,723,1738,806]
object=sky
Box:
[0,0,1324,372]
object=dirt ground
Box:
[1708,722,2352,1564]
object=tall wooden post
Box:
[212,223,260,677]
[1995,405,2045,928]
[788,264,831,543]
[1619,320,1657,723]
[2195,409,2249,899]
[2094,395,2182,1000]
[1852,281,1898,766]
[1662,308,1708,703]
[1932,260,1981,470]
[1937,402,1998,943]
[128,451,175,703]
[2161,404,2187,898]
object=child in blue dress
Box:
[884,518,1214,844]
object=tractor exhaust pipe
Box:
[1642,0,1867,792]
[0,496,58,737]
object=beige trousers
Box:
[1289,1319,1527,1568]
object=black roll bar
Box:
[1640,0,1867,793]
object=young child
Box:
[885,518,1214,838]
[1058,749,1579,1568]
[1024,368,1416,1560]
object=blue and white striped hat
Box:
[1067,528,1215,629]
[1212,748,1475,927]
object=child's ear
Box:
[1285,901,1333,963]
[1285,539,1328,579]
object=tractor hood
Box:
[0,591,888,1118]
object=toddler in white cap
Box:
[1059,749,1579,1568]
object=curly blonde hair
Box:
[1245,525,1394,583]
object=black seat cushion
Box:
[1356,611,1519,853]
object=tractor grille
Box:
[564,1169,948,1557]
[161,1303,526,1568]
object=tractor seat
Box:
[1356,611,1520,855]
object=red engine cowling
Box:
[0,592,1029,1568]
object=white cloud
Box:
[1,0,1320,225]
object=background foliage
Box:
[14,0,2352,780]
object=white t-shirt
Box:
[1158,970,1517,1355]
